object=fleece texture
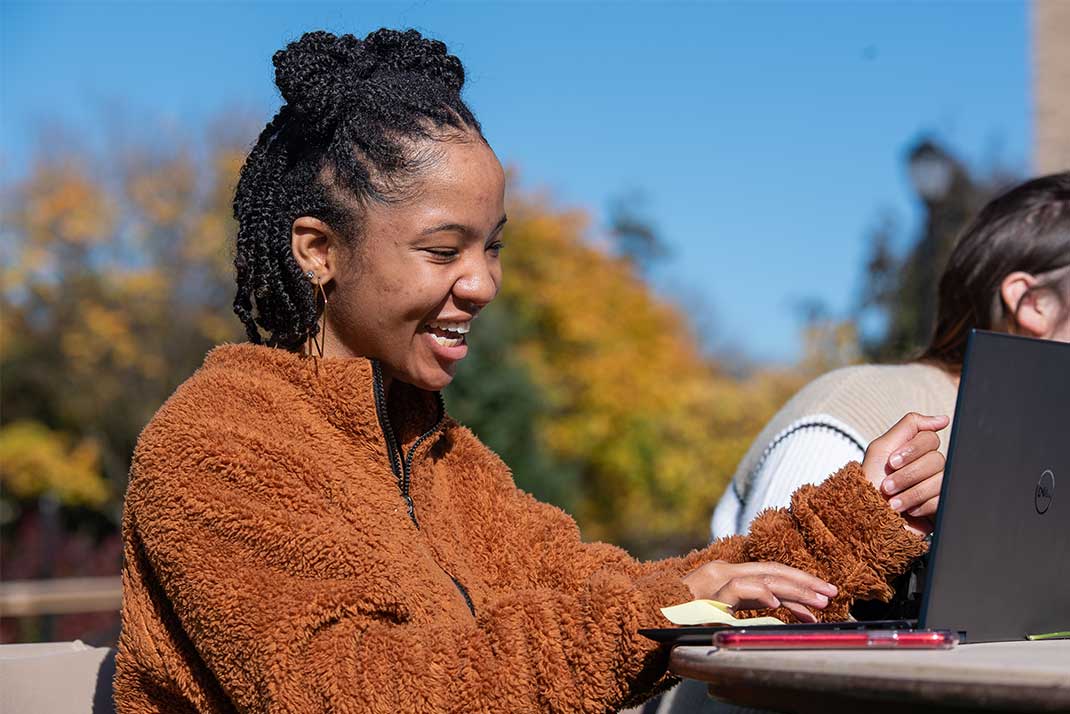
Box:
[114,343,926,714]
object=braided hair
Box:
[232,29,483,350]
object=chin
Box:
[404,364,457,392]
[412,375,453,392]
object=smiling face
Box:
[292,133,507,391]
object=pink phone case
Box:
[712,629,959,650]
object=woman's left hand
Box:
[861,412,949,535]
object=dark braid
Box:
[232,29,483,350]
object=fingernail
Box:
[815,594,829,607]
[821,583,838,596]
[889,453,903,468]
[882,479,895,494]
[890,498,903,511]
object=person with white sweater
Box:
[659,172,1070,714]
[712,172,1070,542]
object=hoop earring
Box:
[306,270,329,358]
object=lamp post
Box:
[893,138,976,353]
[908,140,957,204]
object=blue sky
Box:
[2,1,1030,363]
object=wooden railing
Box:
[0,577,122,617]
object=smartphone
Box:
[712,629,959,650]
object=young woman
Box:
[711,172,1070,541]
[113,30,947,714]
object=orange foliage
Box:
[2,131,805,555]
[498,188,804,550]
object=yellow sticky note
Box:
[660,599,785,627]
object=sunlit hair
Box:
[232,29,482,349]
[921,171,1070,370]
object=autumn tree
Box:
[2,120,804,602]
[451,191,803,555]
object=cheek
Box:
[1053,316,1070,343]
[490,261,504,296]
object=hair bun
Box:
[272,31,362,134]
[360,28,465,92]
[272,29,465,138]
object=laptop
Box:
[919,329,1068,642]
[642,329,1069,645]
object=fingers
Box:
[688,561,840,625]
[715,577,780,610]
[782,601,819,624]
[888,470,943,513]
[729,561,838,597]
[864,413,948,493]
[759,577,832,611]
[869,412,949,462]
[882,450,945,499]
[714,577,823,624]
[887,431,940,470]
[715,574,834,613]
[901,512,934,537]
[907,495,940,519]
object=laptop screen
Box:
[919,330,1070,642]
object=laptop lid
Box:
[919,330,1070,642]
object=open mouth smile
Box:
[424,320,471,347]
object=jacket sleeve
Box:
[476,460,927,627]
[127,412,923,714]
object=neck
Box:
[380,369,394,397]
[308,316,378,382]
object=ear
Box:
[1001,271,1056,338]
[291,217,340,286]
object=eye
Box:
[487,241,505,255]
[424,248,459,260]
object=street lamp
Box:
[907,139,956,203]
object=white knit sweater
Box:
[711,362,958,539]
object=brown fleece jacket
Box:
[114,343,926,714]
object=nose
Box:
[452,254,499,310]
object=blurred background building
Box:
[1033,0,1070,173]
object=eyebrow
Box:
[421,214,508,237]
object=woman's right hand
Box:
[861,411,949,535]
[681,560,838,623]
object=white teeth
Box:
[428,320,471,335]
[429,333,465,347]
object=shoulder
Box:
[730,364,920,484]
[794,363,896,404]
[779,362,956,448]
[786,362,951,415]
[129,345,314,495]
[139,345,300,444]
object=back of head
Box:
[922,172,1070,369]
[232,29,481,350]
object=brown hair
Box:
[921,172,1070,370]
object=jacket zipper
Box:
[372,361,476,617]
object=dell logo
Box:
[1035,470,1055,515]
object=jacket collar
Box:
[201,343,442,448]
